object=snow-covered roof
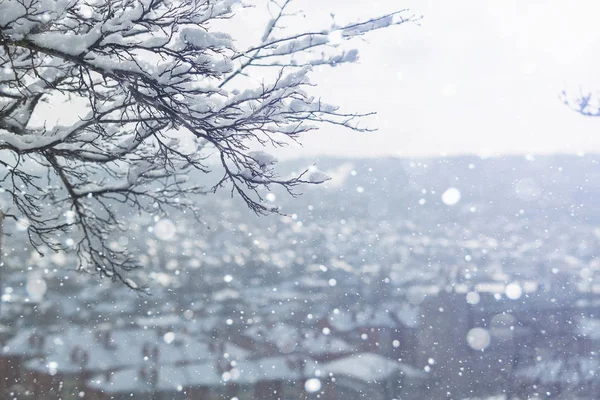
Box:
[22,328,134,374]
[222,342,252,361]
[328,307,401,332]
[392,305,419,328]
[516,358,600,386]
[135,314,181,328]
[328,311,355,332]
[232,356,301,384]
[212,288,240,302]
[474,282,506,294]
[87,363,224,394]
[183,315,222,335]
[244,323,300,351]
[322,353,425,382]
[365,309,398,328]
[300,333,353,356]
[88,369,149,395]
[12,324,250,377]
[88,355,309,394]
[576,317,600,340]
[2,327,45,357]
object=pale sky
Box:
[265,0,600,158]
[37,1,600,160]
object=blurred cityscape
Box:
[1,155,600,400]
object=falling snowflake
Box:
[154,219,177,241]
[441,187,461,206]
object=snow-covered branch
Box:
[0,0,415,288]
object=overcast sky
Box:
[260,0,600,158]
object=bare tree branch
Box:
[0,0,415,289]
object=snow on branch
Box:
[0,0,415,288]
